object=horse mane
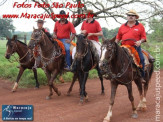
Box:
[17,40,27,46]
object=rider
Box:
[115,10,146,83]
[33,19,57,68]
[71,9,103,72]
[53,10,76,70]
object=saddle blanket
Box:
[121,45,150,68]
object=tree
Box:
[148,18,163,42]
[25,0,163,27]
[0,19,15,38]
[102,27,119,39]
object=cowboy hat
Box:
[36,19,46,23]
[126,10,139,19]
[83,9,97,17]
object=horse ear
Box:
[83,33,88,39]
[6,36,9,40]
[12,35,17,41]
[102,35,106,42]
[75,34,78,38]
[110,36,116,43]
[33,26,35,30]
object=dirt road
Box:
[0,70,162,122]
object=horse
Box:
[74,34,105,104]
[99,37,154,122]
[5,35,40,92]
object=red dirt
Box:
[0,70,162,122]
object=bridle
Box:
[6,40,32,64]
[75,37,95,73]
[30,29,62,69]
[100,39,137,84]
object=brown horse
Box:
[5,35,40,92]
[28,29,71,99]
[99,37,154,121]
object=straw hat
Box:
[126,10,139,19]
[36,19,46,23]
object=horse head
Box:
[99,36,116,74]
[75,34,88,60]
[5,35,18,59]
[28,29,45,50]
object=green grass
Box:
[0,40,98,88]
[0,39,163,88]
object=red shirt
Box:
[81,19,102,42]
[54,20,76,39]
[116,21,146,46]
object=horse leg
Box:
[126,83,138,119]
[45,71,53,100]
[83,73,89,102]
[134,78,145,111]
[12,66,25,92]
[32,68,40,89]
[67,73,78,96]
[78,71,84,104]
[97,65,105,95]
[103,80,118,122]
[50,70,61,96]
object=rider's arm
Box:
[70,33,75,42]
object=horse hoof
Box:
[79,101,84,105]
[137,107,147,111]
[34,87,39,89]
[46,96,51,100]
[101,92,105,95]
[11,90,16,92]
[141,107,147,111]
[57,91,61,96]
[67,92,71,96]
[131,113,138,119]
[103,117,110,122]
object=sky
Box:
[0,0,155,34]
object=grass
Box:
[0,39,163,88]
[0,40,98,88]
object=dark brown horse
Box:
[99,37,154,121]
[74,34,105,104]
[5,35,40,92]
[28,29,68,99]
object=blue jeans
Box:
[134,46,145,77]
[60,39,71,67]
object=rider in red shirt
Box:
[54,10,76,70]
[115,10,146,83]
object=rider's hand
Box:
[65,39,71,43]
[53,34,57,39]
[88,33,94,37]
[135,40,142,47]
[81,30,87,34]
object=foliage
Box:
[0,19,15,38]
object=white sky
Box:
[0,0,154,34]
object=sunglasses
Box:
[127,15,136,17]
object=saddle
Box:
[53,39,76,56]
[121,45,151,68]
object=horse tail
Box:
[148,62,154,80]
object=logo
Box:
[134,29,139,31]
[2,105,33,121]
[0,0,7,6]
